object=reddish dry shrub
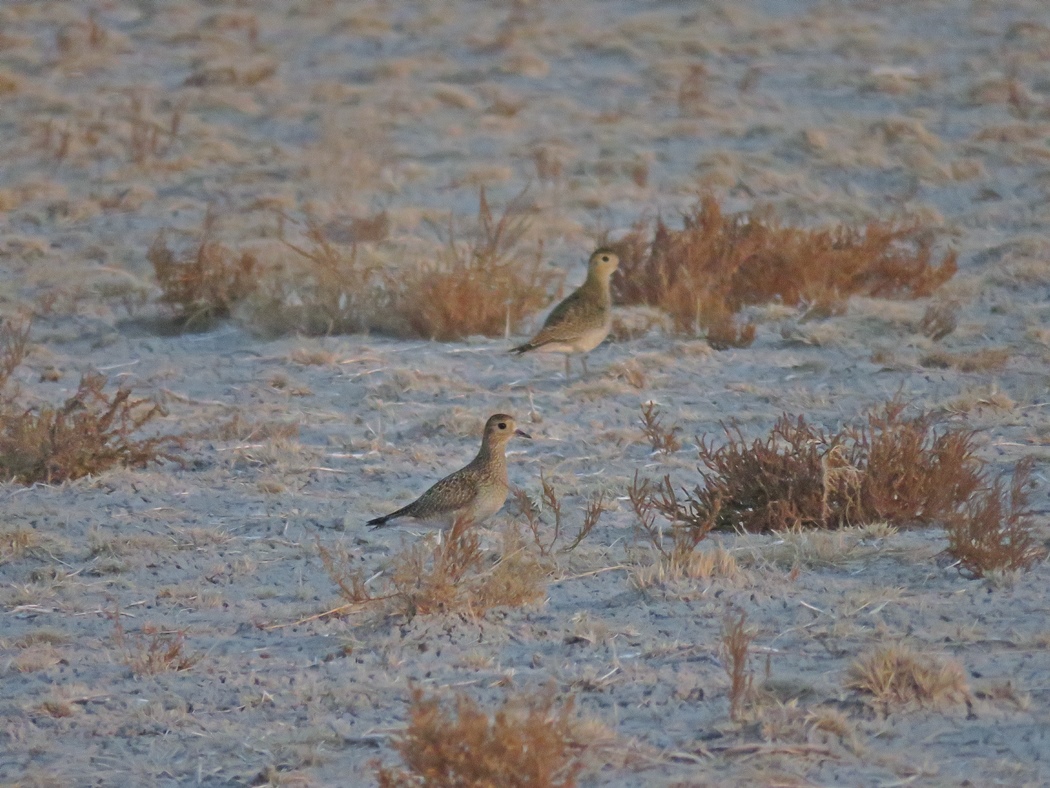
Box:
[628,472,720,564]
[0,372,179,484]
[652,400,984,535]
[386,188,562,340]
[375,687,583,788]
[149,225,257,327]
[944,458,1045,578]
[609,195,957,342]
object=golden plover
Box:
[510,248,620,378]
[367,414,531,531]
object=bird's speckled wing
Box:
[518,289,595,348]
[394,468,480,520]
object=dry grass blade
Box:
[563,491,605,553]
[272,215,386,335]
[375,687,584,788]
[721,610,756,722]
[0,317,30,393]
[609,195,956,343]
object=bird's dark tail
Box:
[366,514,389,529]
[509,342,535,355]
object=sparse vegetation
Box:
[0,321,179,483]
[150,216,258,328]
[919,347,1011,372]
[627,399,1040,578]
[375,687,584,788]
[0,371,179,485]
[608,196,956,345]
[514,476,605,557]
[384,187,561,340]
[320,521,549,620]
[262,214,386,335]
[110,608,202,677]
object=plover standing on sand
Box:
[510,248,620,379]
[367,414,531,531]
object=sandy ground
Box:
[3,0,1050,785]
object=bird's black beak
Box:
[515,429,532,439]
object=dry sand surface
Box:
[3,0,1050,785]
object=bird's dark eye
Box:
[601,255,609,262]
[498,422,507,429]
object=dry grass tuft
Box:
[630,545,739,589]
[944,458,1045,578]
[110,608,202,676]
[149,217,258,329]
[322,521,549,620]
[385,187,561,340]
[846,644,971,709]
[0,366,180,485]
[375,687,584,788]
[608,196,956,344]
[391,522,548,617]
[0,527,39,564]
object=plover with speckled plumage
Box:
[367,414,530,531]
[510,248,619,379]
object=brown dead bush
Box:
[0,371,179,485]
[149,219,258,328]
[944,458,1044,578]
[375,687,583,788]
[609,195,956,344]
[682,400,982,533]
[632,398,1041,576]
[385,188,562,340]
